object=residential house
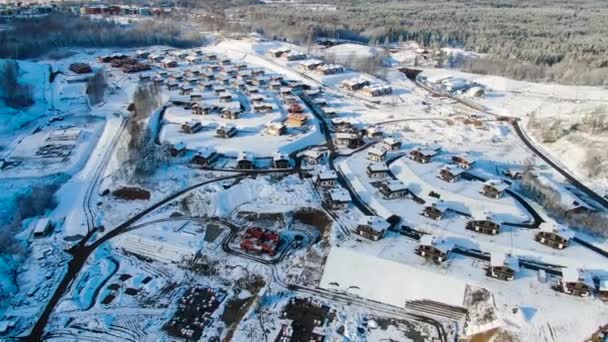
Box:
[315,170,338,188]
[535,222,574,249]
[334,132,360,148]
[236,152,255,170]
[559,268,593,297]
[326,188,351,210]
[488,253,519,281]
[466,217,501,235]
[438,165,464,183]
[368,147,387,162]
[191,148,218,168]
[366,162,390,179]
[452,154,477,170]
[415,235,453,263]
[481,180,509,199]
[383,138,401,151]
[272,152,290,169]
[216,124,237,138]
[423,202,449,220]
[378,180,408,199]
[355,216,390,241]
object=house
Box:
[355,216,390,241]
[415,235,453,263]
[334,132,360,148]
[245,85,259,94]
[303,150,325,165]
[250,95,265,104]
[383,138,401,151]
[378,180,408,199]
[481,179,509,199]
[139,72,152,82]
[269,81,282,90]
[135,50,149,59]
[236,152,255,169]
[167,95,192,108]
[180,120,203,134]
[179,85,193,95]
[504,168,523,180]
[185,55,202,64]
[192,103,212,115]
[214,87,226,96]
[559,268,593,297]
[367,147,387,162]
[361,85,392,97]
[220,108,241,120]
[190,93,203,102]
[279,87,292,97]
[31,218,53,238]
[316,64,344,75]
[148,53,163,63]
[216,124,237,138]
[265,122,287,136]
[167,142,186,156]
[366,162,390,179]
[281,51,307,61]
[438,165,464,183]
[185,77,199,86]
[288,103,304,114]
[409,147,439,164]
[423,202,449,220]
[273,152,290,169]
[366,127,383,140]
[488,253,519,281]
[219,93,233,103]
[253,103,274,113]
[205,53,218,61]
[323,107,337,117]
[333,121,357,133]
[220,58,232,65]
[535,222,574,249]
[268,48,291,58]
[452,154,477,170]
[466,217,501,235]
[166,82,179,91]
[316,170,338,187]
[341,78,370,91]
[326,187,351,210]
[161,58,178,68]
[286,114,307,127]
[300,60,325,71]
[191,148,218,168]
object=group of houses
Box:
[98,54,151,73]
[313,169,353,210]
[340,78,393,97]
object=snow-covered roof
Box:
[561,267,581,283]
[219,123,236,131]
[412,146,438,157]
[360,216,390,232]
[491,253,519,271]
[383,137,400,145]
[32,218,50,235]
[453,153,477,163]
[196,148,215,159]
[368,147,387,157]
[384,180,407,192]
[599,279,608,291]
[303,149,324,159]
[301,59,324,67]
[329,188,351,203]
[440,164,464,176]
[335,132,358,140]
[367,162,389,172]
[538,222,575,239]
[318,170,338,180]
[341,77,369,87]
[161,58,176,64]
[419,234,454,252]
[237,151,254,162]
[483,179,509,192]
[428,201,449,212]
[273,151,287,161]
[419,234,435,246]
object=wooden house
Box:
[205,53,218,61]
[378,180,408,199]
[466,217,501,235]
[334,132,359,148]
[303,150,325,165]
[361,85,392,97]
[272,152,290,169]
[235,152,255,170]
[216,124,237,138]
[558,268,593,297]
[167,142,186,156]
[438,165,464,183]
[367,147,387,162]
[300,60,325,71]
[166,82,179,91]
[161,58,178,68]
[366,163,390,179]
[191,148,218,168]
[180,120,203,134]
[341,78,370,91]
[267,48,290,58]
[286,114,307,127]
[253,103,274,113]
[279,87,292,97]
[333,121,357,133]
[488,253,519,281]
[383,138,401,151]
[323,107,337,117]
[148,54,163,63]
[219,93,233,103]
[316,64,344,75]
[326,188,351,210]
[190,93,203,102]
[315,170,338,188]
[220,108,241,120]
[452,154,477,170]
[265,122,287,136]
[423,202,448,220]
[409,147,438,164]
[481,180,509,199]
[355,216,390,241]
[179,85,193,95]
[415,235,453,263]
[535,223,574,249]
[185,55,202,64]
[366,127,383,140]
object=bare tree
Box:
[86,69,106,105]
[0,60,34,109]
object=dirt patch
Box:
[293,207,332,238]
[164,287,226,341]
[112,186,151,200]
[281,297,334,341]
